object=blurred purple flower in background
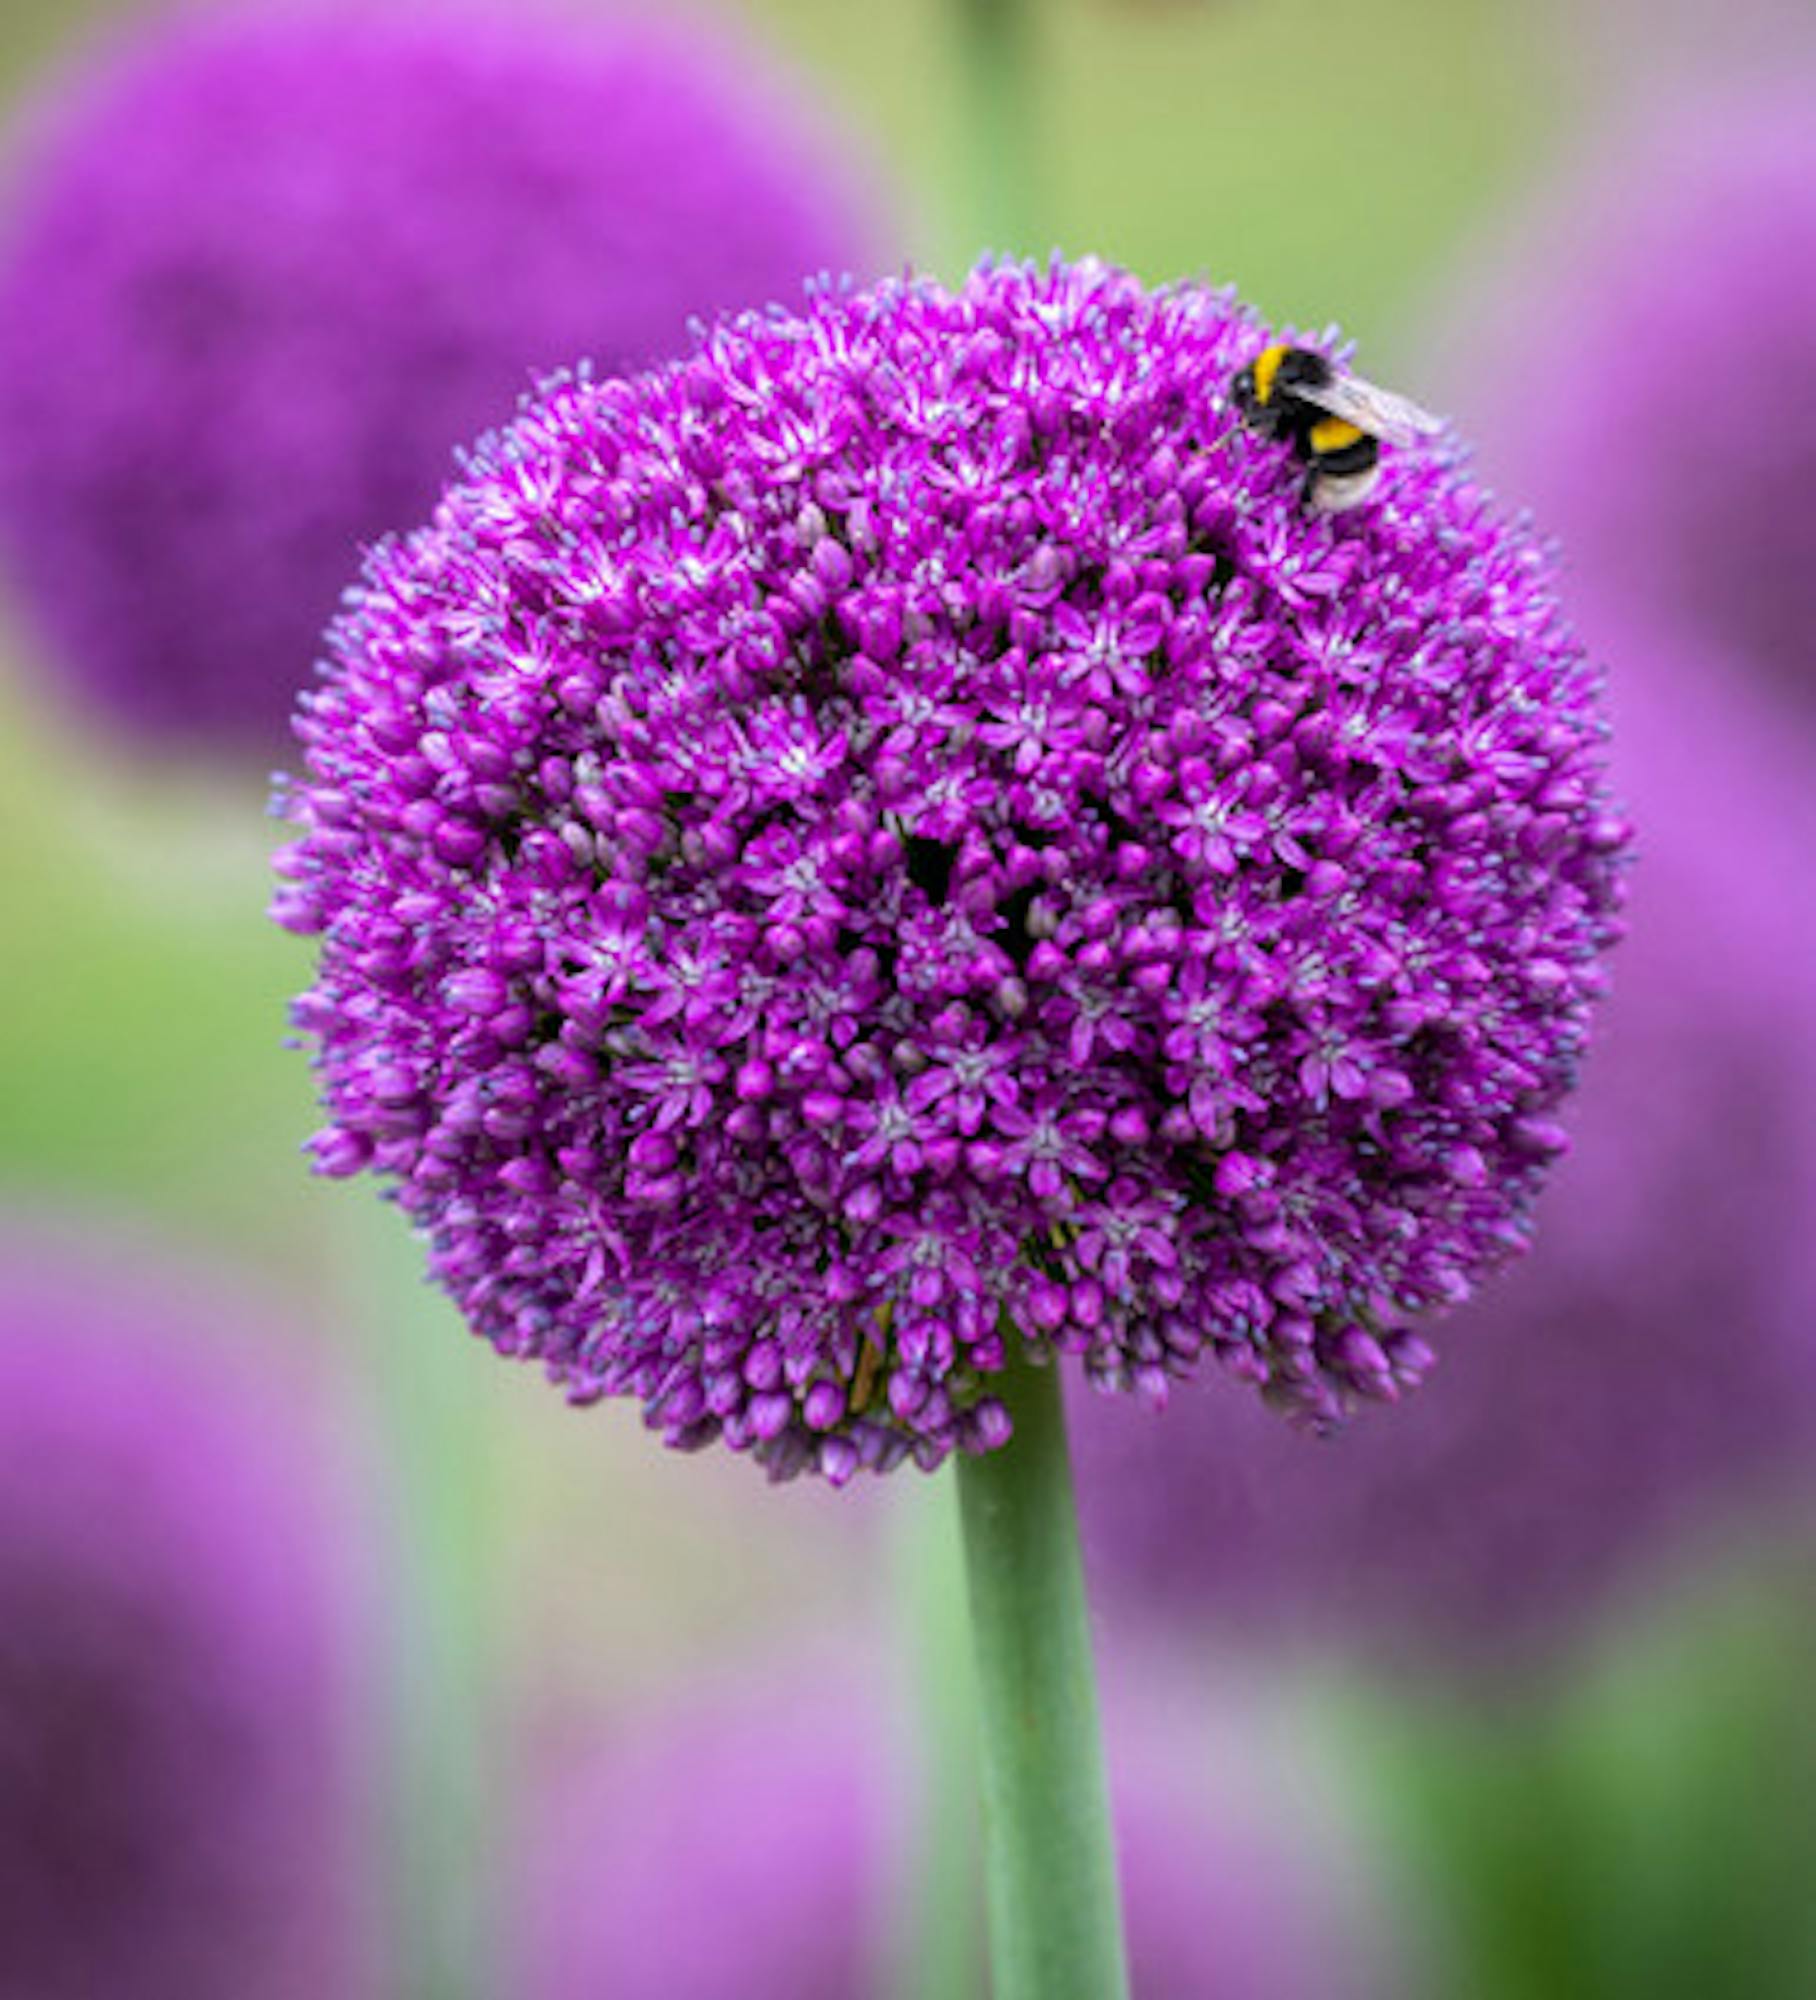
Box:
[1074,663,1816,1669]
[0,0,879,755]
[1443,82,1816,730]
[0,1224,376,2000]
[275,258,1627,1483]
[509,1662,1393,1998]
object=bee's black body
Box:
[1231,343,1382,508]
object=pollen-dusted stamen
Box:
[849,1319,889,1415]
[277,258,1629,1484]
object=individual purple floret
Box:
[0,1,877,754]
[509,1663,1394,1998]
[0,1223,375,2000]
[1442,84,1816,725]
[276,258,1628,1484]
[1074,663,1816,1666]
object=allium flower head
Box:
[511,1665,1393,1998]
[277,259,1628,1484]
[0,1226,374,2000]
[0,0,876,753]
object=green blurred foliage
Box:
[0,676,318,1249]
[1356,1567,1816,2000]
[755,0,1555,350]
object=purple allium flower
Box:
[509,1662,1393,1999]
[1440,83,1816,726]
[0,2,878,756]
[276,258,1628,1484]
[1074,679,1816,1665]
[0,1222,376,2000]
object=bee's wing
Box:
[1293,373,1445,446]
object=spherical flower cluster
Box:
[0,1224,374,2000]
[0,1,876,754]
[510,1664,1393,1998]
[1076,680,1816,1665]
[1444,84,1816,725]
[277,259,1628,1484]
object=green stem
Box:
[955,0,1041,254]
[885,1477,986,2000]
[955,1336,1130,2000]
[341,1202,491,2000]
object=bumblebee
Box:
[1230,343,1442,512]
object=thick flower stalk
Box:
[0,1225,374,2000]
[0,1,875,753]
[277,259,1628,1486]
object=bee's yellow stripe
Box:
[1308,414,1364,453]
[1250,343,1288,405]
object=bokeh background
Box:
[1,1,1811,1995]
